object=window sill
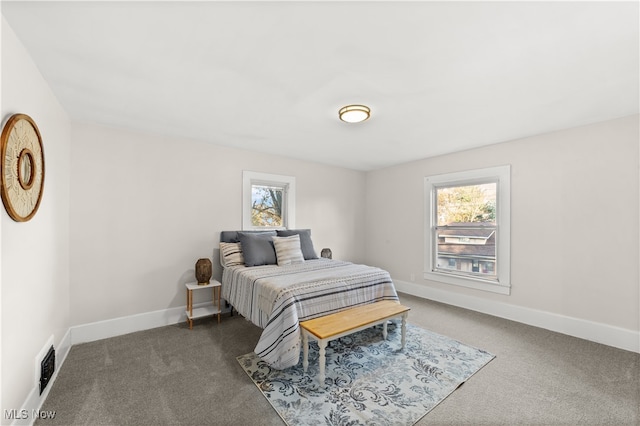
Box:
[423,271,511,295]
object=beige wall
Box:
[69,123,367,326]
[365,115,639,332]
[1,17,72,418]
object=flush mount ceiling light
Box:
[339,104,370,123]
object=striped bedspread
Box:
[222,258,399,369]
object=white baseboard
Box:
[394,280,640,354]
[71,302,230,344]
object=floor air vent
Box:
[40,346,55,395]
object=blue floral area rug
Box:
[237,323,495,425]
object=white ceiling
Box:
[2,1,638,171]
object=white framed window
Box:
[242,171,296,230]
[424,165,511,295]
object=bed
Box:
[219,230,399,369]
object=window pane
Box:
[434,226,497,279]
[436,183,496,226]
[435,182,497,280]
[251,185,284,227]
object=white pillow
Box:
[219,242,244,267]
[272,235,305,266]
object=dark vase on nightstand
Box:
[195,258,212,285]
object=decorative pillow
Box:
[219,242,244,267]
[272,235,305,266]
[276,229,318,260]
[237,231,278,266]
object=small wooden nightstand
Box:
[185,280,221,329]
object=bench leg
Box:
[382,320,388,339]
[401,313,407,350]
[318,339,327,384]
[302,331,309,372]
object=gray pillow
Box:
[237,231,277,266]
[276,229,318,260]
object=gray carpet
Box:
[36,293,640,425]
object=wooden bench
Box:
[299,300,410,383]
